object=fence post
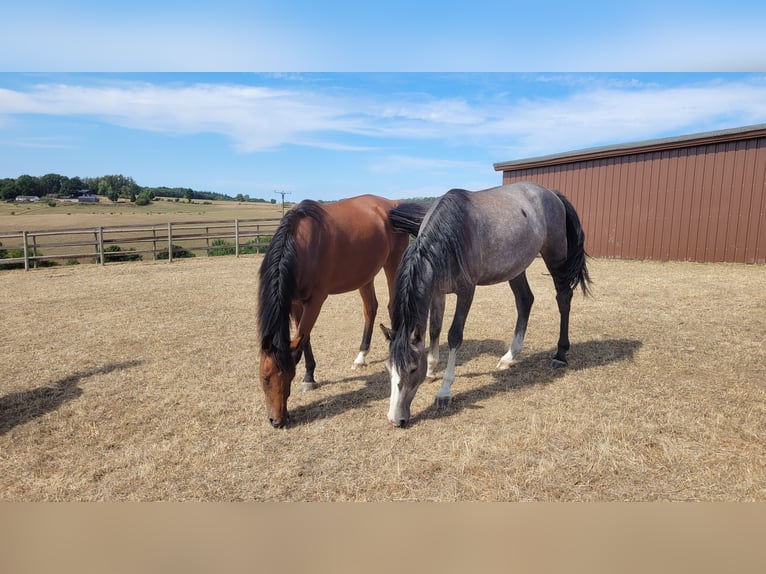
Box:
[98,227,105,266]
[235,219,240,257]
[22,231,29,271]
[168,222,173,262]
[32,233,39,269]
[205,226,210,257]
[152,228,158,260]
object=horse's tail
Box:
[257,201,323,370]
[389,201,429,237]
[553,191,592,296]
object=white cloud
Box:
[2,76,766,161]
[485,80,766,158]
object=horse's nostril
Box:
[269,417,283,428]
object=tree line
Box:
[0,173,274,204]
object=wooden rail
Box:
[0,218,281,270]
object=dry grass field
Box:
[0,198,286,263]
[0,197,285,231]
[1,255,764,501]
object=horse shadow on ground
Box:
[406,337,643,427]
[0,360,143,436]
[288,338,642,427]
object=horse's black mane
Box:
[257,200,325,371]
[390,189,473,371]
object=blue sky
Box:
[2,2,765,202]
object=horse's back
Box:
[466,183,567,284]
[294,194,405,295]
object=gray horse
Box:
[380,182,591,427]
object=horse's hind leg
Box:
[353,281,378,369]
[551,285,572,368]
[543,260,573,368]
[497,272,534,370]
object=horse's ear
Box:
[410,324,423,345]
[379,324,394,341]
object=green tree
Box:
[40,173,68,196]
[97,179,115,201]
[134,191,152,205]
[0,178,17,201]
[184,189,194,203]
[15,175,42,198]
[61,176,83,196]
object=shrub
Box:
[241,236,271,254]
[208,239,235,257]
[134,192,152,206]
[0,247,57,269]
[0,247,25,269]
[102,245,142,262]
[155,244,195,260]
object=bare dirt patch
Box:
[1,257,764,500]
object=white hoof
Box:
[352,351,368,370]
[496,358,513,370]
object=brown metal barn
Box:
[494,124,766,263]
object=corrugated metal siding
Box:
[500,137,766,263]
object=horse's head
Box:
[259,335,304,428]
[380,324,428,427]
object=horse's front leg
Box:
[300,337,317,391]
[353,281,378,369]
[435,285,475,409]
[427,292,446,379]
[292,296,327,392]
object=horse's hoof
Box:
[496,359,512,370]
[300,381,318,392]
[550,358,567,369]
[351,362,367,370]
[426,370,437,380]
[434,395,451,409]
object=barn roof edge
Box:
[493,123,766,172]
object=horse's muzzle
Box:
[269,412,290,428]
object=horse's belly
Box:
[325,258,386,294]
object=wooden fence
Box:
[0,218,281,270]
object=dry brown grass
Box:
[1,256,764,500]
[0,197,285,231]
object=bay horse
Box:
[380,182,591,427]
[257,194,426,428]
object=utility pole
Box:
[274,190,292,217]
